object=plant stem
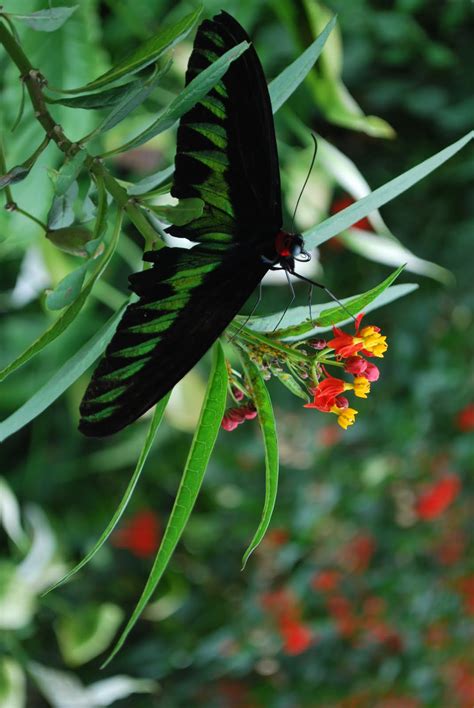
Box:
[228,324,308,363]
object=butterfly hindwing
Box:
[79,244,267,436]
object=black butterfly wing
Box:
[79,12,281,437]
[167,10,282,246]
[79,243,267,436]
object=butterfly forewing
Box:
[79,12,282,436]
[167,11,282,246]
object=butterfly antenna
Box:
[290,134,318,235]
[291,271,357,325]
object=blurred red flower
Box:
[340,533,376,573]
[264,528,290,547]
[330,195,373,232]
[416,474,461,520]
[456,403,474,432]
[112,509,161,558]
[312,569,342,593]
[455,575,474,615]
[433,530,466,565]
[279,618,313,655]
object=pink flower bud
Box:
[344,356,367,376]
[243,407,257,420]
[309,339,327,350]
[364,362,380,382]
[335,396,349,410]
[221,417,239,431]
[232,387,244,401]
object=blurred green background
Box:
[1,0,473,706]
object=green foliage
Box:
[1,2,473,705]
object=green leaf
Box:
[0,137,50,191]
[271,368,309,401]
[45,262,89,310]
[0,194,116,383]
[54,150,88,197]
[13,6,78,32]
[269,15,337,113]
[46,225,93,257]
[62,7,202,94]
[44,394,170,594]
[127,165,174,196]
[56,603,124,666]
[0,165,29,190]
[45,78,150,110]
[304,130,474,249]
[47,181,78,229]
[104,41,249,156]
[103,341,228,666]
[147,198,204,226]
[0,304,126,443]
[241,356,279,569]
[247,266,406,336]
[88,62,171,138]
[341,228,453,285]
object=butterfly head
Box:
[274,231,311,271]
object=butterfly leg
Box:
[307,282,314,324]
[228,281,263,342]
[273,269,296,332]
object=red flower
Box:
[416,474,461,520]
[317,424,342,447]
[340,533,376,573]
[264,528,290,547]
[279,619,313,655]
[456,403,474,432]
[456,575,474,615]
[312,569,341,593]
[112,510,161,558]
[330,195,373,231]
[305,376,346,412]
[328,328,364,359]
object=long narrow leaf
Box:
[59,7,201,94]
[103,41,249,156]
[0,304,126,443]
[44,393,171,593]
[304,130,474,249]
[269,15,336,113]
[102,340,228,666]
[241,356,279,569]
[89,62,171,138]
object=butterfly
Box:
[79,11,312,437]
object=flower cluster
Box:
[305,314,388,429]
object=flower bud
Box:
[364,362,380,382]
[344,356,367,376]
